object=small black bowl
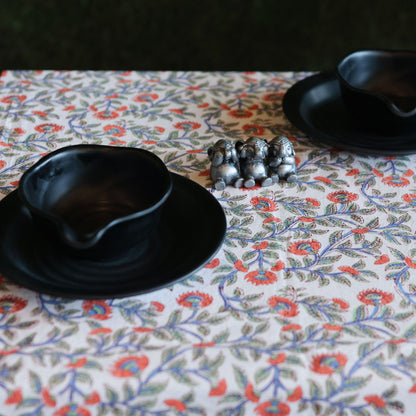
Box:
[19,145,172,259]
[336,49,416,134]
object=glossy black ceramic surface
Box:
[337,50,416,133]
[19,145,172,255]
[283,71,416,155]
[0,173,226,298]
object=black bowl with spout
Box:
[336,50,416,134]
[18,145,172,259]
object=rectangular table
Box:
[0,70,415,415]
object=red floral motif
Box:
[387,338,406,344]
[93,110,119,119]
[82,300,112,320]
[323,324,343,331]
[364,395,386,408]
[268,296,299,317]
[103,124,126,137]
[54,404,91,416]
[298,217,315,222]
[67,357,87,368]
[204,258,219,268]
[314,176,332,184]
[0,296,27,313]
[111,355,149,377]
[198,169,210,176]
[209,379,227,396]
[332,298,349,309]
[403,193,416,206]
[13,127,25,134]
[41,388,56,407]
[151,301,165,312]
[134,93,159,102]
[281,324,302,331]
[32,110,47,117]
[173,121,201,130]
[327,191,358,203]
[287,386,303,402]
[84,391,100,405]
[372,168,384,177]
[228,109,253,118]
[255,401,290,416]
[305,197,320,207]
[1,95,26,104]
[251,196,277,212]
[346,168,359,176]
[5,388,22,405]
[405,257,416,269]
[311,353,347,375]
[34,124,63,133]
[89,327,112,335]
[245,382,260,402]
[133,327,153,333]
[164,399,187,411]
[288,240,321,255]
[243,124,265,135]
[193,342,215,348]
[351,227,370,234]
[263,217,281,224]
[374,255,389,264]
[357,289,393,306]
[0,348,18,356]
[268,352,286,365]
[154,126,165,132]
[271,260,285,271]
[245,271,277,286]
[253,241,268,250]
[338,266,359,276]
[176,291,213,308]
[235,260,248,272]
[109,140,126,146]
[382,175,410,187]
[263,92,284,101]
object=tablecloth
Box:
[0,70,415,416]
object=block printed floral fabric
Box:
[0,70,415,415]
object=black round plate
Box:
[0,173,226,299]
[283,71,416,155]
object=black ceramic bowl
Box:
[19,145,172,259]
[336,50,416,134]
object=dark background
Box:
[1,0,416,72]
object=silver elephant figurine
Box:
[268,136,297,183]
[236,136,273,188]
[208,139,243,190]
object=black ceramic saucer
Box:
[0,173,226,299]
[283,71,416,155]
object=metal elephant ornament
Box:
[268,136,298,183]
[235,136,273,188]
[208,139,244,190]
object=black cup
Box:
[19,145,172,259]
[336,49,416,135]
